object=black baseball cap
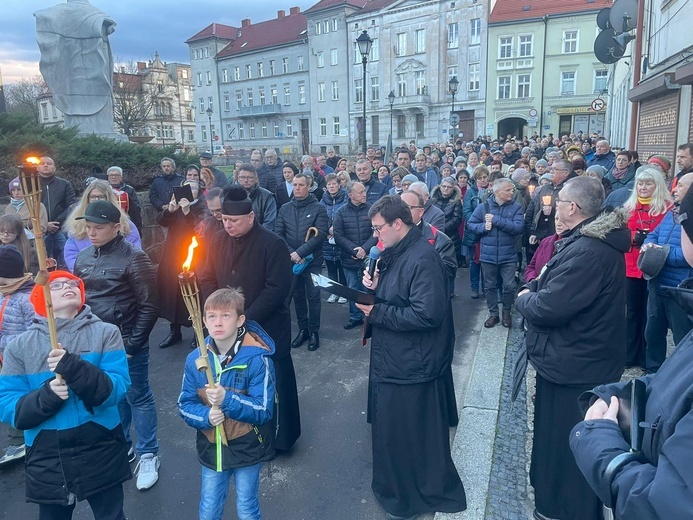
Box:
[200,152,213,159]
[76,200,120,224]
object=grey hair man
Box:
[257,148,282,193]
[587,139,616,171]
[107,166,142,231]
[235,164,277,231]
[409,181,445,231]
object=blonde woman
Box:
[63,179,141,272]
[623,166,672,370]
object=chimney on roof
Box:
[278,10,285,19]
[289,6,300,15]
[137,61,146,71]
[241,18,251,27]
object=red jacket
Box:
[625,202,667,278]
[524,234,560,282]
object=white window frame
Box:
[298,56,304,71]
[416,29,426,53]
[414,71,425,95]
[396,33,407,56]
[236,92,242,110]
[330,49,338,66]
[298,84,306,104]
[238,123,244,139]
[470,18,481,45]
[319,117,327,137]
[271,88,278,105]
[249,123,255,139]
[331,80,339,101]
[286,119,293,136]
[518,34,533,58]
[222,69,228,82]
[234,67,240,81]
[224,94,230,111]
[448,66,458,83]
[269,60,275,75]
[561,71,576,94]
[594,69,608,93]
[317,51,324,68]
[355,78,363,103]
[499,36,513,59]
[245,64,252,79]
[448,23,459,49]
[318,82,326,102]
[563,30,579,54]
[517,74,531,98]
[259,88,266,105]
[333,116,340,135]
[371,76,380,101]
[282,58,289,74]
[284,86,291,105]
[397,73,407,97]
[261,122,267,138]
[371,38,379,61]
[498,76,511,99]
[469,63,480,91]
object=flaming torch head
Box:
[182,236,198,273]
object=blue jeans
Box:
[342,267,364,322]
[118,348,159,455]
[44,230,67,269]
[200,463,262,520]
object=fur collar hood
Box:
[431,184,461,204]
[576,207,631,253]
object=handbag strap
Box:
[0,295,10,333]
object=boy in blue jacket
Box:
[178,288,276,520]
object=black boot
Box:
[159,324,182,349]
[308,331,320,351]
[291,329,309,348]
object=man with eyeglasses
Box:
[516,176,630,520]
[235,163,277,231]
[200,187,224,248]
[524,159,578,263]
[356,195,467,520]
[199,152,228,188]
[73,200,160,491]
[107,166,142,232]
[256,148,282,193]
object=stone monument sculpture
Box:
[35,0,120,137]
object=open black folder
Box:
[616,378,646,451]
[310,273,385,305]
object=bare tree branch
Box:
[4,75,46,119]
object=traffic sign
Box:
[591,98,606,111]
[214,135,219,141]
[450,113,460,126]
[528,108,538,118]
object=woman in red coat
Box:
[623,167,672,369]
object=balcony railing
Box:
[238,104,282,117]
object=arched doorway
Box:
[498,117,528,139]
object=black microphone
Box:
[367,246,381,281]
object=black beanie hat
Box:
[0,245,25,278]
[222,185,253,215]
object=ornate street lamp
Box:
[448,76,459,139]
[205,106,213,154]
[356,30,373,153]
[388,90,396,137]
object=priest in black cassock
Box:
[199,185,301,452]
[356,195,466,520]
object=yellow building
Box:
[485,0,611,139]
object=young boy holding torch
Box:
[178,288,276,520]
[0,270,131,519]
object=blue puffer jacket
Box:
[643,209,693,290]
[467,194,524,264]
[320,188,348,262]
[0,280,34,354]
[333,201,378,270]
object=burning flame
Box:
[25,157,40,165]
[182,236,198,272]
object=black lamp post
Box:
[448,76,459,139]
[356,30,373,153]
[205,106,213,154]
[388,90,395,137]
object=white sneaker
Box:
[135,453,160,490]
[327,294,338,303]
[338,297,348,304]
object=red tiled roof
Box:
[186,23,239,44]
[356,0,399,15]
[305,0,367,14]
[489,0,612,24]
[216,12,308,58]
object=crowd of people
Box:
[0,134,692,519]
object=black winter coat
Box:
[333,201,377,270]
[320,188,348,262]
[247,184,277,231]
[274,181,293,209]
[199,222,292,359]
[516,209,631,386]
[40,175,76,225]
[149,173,184,211]
[368,226,454,384]
[524,173,578,240]
[74,235,158,357]
[274,194,328,266]
[258,162,283,193]
[431,185,463,241]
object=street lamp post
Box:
[356,30,373,154]
[205,106,213,154]
[159,111,166,148]
[448,76,459,139]
[388,90,395,137]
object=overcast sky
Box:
[0,0,317,84]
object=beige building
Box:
[485,0,611,139]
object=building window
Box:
[271,88,278,104]
[498,76,511,99]
[355,78,363,103]
[517,74,531,97]
[286,119,293,136]
[594,69,608,93]
[259,89,266,105]
[274,120,280,137]
[331,81,339,100]
[330,49,338,66]
[208,97,213,110]
[316,22,322,35]
[245,64,252,79]
[298,56,304,71]
[41,103,48,121]
[222,69,228,82]
[333,116,340,135]
[323,20,330,33]
[448,23,459,49]
[249,123,256,139]
[320,117,327,136]
[184,88,190,102]
[257,62,264,77]
[247,91,253,107]
[396,33,407,56]
[187,130,194,142]
[194,49,199,60]
[298,84,306,104]
[332,18,338,31]
[234,67,240,81]
[561,71,576,94]
[397,115,406,139]
[371,38,379,61]
[269,60,275,75]
[201,126,207,141]
[182,69,188,79]
[448,66,458,82]
[397,73,407,97]
[236,92,242,110]
[563,30,578,53]
[284,86,291,105]
[469,63,480,91]
[282,58,289,73]
[318,82,326,102]
[317,51,324,68]
[415,114,424,137]
[371,77,380,101]
[261,122,267,138]
[238,123,244,139]
[205,71,211,85]
[414,71,425,95]
[519,35,533,57]
[470,18,481,45]
[226,123,233,138]
[196,72,202,87]
[224,94,230,111]
[203,47,209,58]
[499,37,513,59]
[416,29,425,53]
